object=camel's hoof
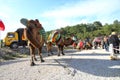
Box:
[51,52,54,55]
[48,54,51,56]
[58,54,60,56]
[62,53,65,55]
[30,62,35,66]
[34,58,37,61]
[41,60,45,62]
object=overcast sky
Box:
[0,0,120,39]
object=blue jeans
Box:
[104,43,109,51]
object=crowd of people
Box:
[71,31,120,56]
[99,32,120,55]
[94,31,120,59]
[72,36,93,50]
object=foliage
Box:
[46,20,120,40]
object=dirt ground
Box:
[0,48,120,80]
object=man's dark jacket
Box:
[109,35,120,47]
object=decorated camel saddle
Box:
[47,30,61,43]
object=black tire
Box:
[10,42,18,49]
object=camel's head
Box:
[20,18,45,48]
[20,18,43,29]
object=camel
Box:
[20,18,46,66]
[47,30,74,56]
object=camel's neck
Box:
[64,39,74,46]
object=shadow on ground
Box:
[43,50,120,77]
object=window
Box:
[7,33,15,38]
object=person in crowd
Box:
[85,37,90,43]
[109,32,120,59]
[71,34,77,42]
[118,35,120,40]
[71,34,78,49]
[103,36,109,51]
[76,39,84,50]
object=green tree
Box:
[93,21,103,30]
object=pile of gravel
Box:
[0,46,58,61]
[0,48,28,61]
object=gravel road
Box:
[0,48,120,80]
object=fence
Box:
[109,44,120,59]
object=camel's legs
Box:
[29,44,36,66]
[38,47,45,62]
